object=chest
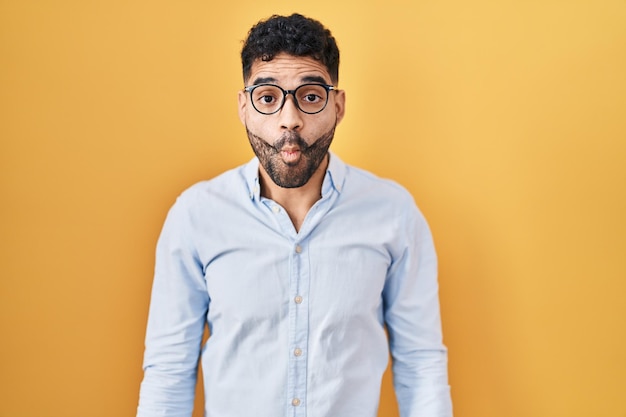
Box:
[199,215,396,326]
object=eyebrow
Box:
[252,76,277,85]
[301,75,330,85]
[250,75,331,86]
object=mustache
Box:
[272,131,309,151]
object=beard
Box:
[245,123,336,188]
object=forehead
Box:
[247,53,332,85]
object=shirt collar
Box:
[245,151,347,201]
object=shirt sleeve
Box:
[382,202,453,417]
[137,192,209,417]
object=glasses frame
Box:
[243,83,336,115]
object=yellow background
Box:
[1,1,625,416]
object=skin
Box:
[238,53,346,231]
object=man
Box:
[137,13,452,417]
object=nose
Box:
[278,94,303,131]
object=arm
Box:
[383,205,453,417]
[137,194,209,417]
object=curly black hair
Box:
[241,13,340,84]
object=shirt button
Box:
[292,398,301,407]
[294,348,302,357]
[295,245,302,253]
[272,205,280,213]
[294,295,303,304]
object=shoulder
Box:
[329,153,415,204]
[334,160,434,248]
[342,163,418,210]
[171,160,254,213]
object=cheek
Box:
[244,114,269,135]
[311,114,337,136]
[247,126,274,148]
[246,112,336,143]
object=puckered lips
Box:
[279,145,302,165]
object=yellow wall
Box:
[1,1,625,416]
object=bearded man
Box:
[137,13,453,417]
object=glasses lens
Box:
[295,84,329,114]
[250,85,283,114]
[249,84,331,115]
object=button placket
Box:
[287,240,308,415]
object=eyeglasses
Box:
[244,83,336,115]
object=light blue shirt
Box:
[137,153,452,417]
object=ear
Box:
[333,89,346,124]
[237,90,247,125]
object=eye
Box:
[302,93,322,103]
[259,95,276,104]
[256,91,278,104]
[252,86,282,107]
[296,85,327,105]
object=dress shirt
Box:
[137,152,452,417]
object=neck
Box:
[259,154,329,232]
